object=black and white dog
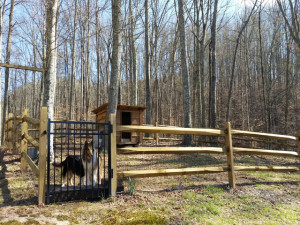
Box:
[52,155,85,187]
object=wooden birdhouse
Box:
[92,103,147,145]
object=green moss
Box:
[0,221,22,225]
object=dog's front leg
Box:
[62,177,66,187]
[81,176,85,186]
[93,170,97,186]
[87,173,90,185]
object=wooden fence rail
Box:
[5,107,48,205]
[111,115,300,195]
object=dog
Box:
[82,141,103,186]
[52,155,85,187]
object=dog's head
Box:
[83,141,93,162]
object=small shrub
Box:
[128,177,136,196]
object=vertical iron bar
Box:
[108,122,112,197]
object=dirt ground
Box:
[1,146,300,225]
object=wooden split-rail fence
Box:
[110,114,300,194]
[5,107,48,205]
[5,111,300,202]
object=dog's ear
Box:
[84,141,89,149]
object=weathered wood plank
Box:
[24,133,39,150]
[234,166,299,172]
[21,109,28,172]
[110,114,117,196]
[23,116,40,127]
[117,147,225,154]
[297,131,300,162]
[233,147,298,157]
[0,63,44,72]
[117,167,229,178]
[231,129,297,141]
[117,125,224,136]
[225,122,236,189]
[38,107,48,205]
[21,152,39,177]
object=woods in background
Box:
[0,0,299,143]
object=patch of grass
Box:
[0,221,22,225]
[23,219,41,225]
[182,190,197,200]
[56,215,69,221]
[203,186,224,195]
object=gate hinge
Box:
[109,169,114,178]
[108,124,113,133]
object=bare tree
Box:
[1,0,15,145]
[145,0,151,125]
[0,0,7,145]
[69,0,77,120]
[178,0,192,145]
[276,0,300,47]
[44,0,59,162]
[107,0,122,116]
[226,1,258,122]
[209,0,218,128]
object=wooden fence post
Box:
[7,113,13,151]
[38,107,48,205]
[110,113,117,196]
[250,126,255,148]
[224,122,236,189]
[296,131,300,162]
[12,116,18,154]
[155,122,159,145]
[21,109,28,172]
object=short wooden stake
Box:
[13,116,18,154]
[20,109,28,172]
[139,110,143,144]
[38,107,48,205]
[296,131,300,162]
[224,122,236,189]
[7,113,13,151]
[110,113,117,196]
[155,122,159,145]
[250,126,255,148]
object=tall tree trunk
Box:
[44,0,59,162]
[209,0,218,128]
[226,1,257,121]
[129,0,137,106]
[85,0,90,121]
[199,0,207,128]
[96,0,101,107]
[258,8,268,132]
[178,0,192,145]
[0,0,7,145]
[107,0,122,116]
[145,0,151,126]
[1,0,15,145]
[69,0,77,120]
[284,33,290,134]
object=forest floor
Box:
[0,145,300,225]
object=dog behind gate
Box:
[82,141,103,186]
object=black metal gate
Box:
[46,120,112,204]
